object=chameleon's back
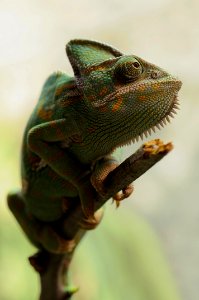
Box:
[21,72,72,180]
[20,72,80,223]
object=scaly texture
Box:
[7,39,182,254]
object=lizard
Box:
[7,39,182,254]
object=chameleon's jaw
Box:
[129,94,180,144]
[115,78,182,147]
[89,76,181,152]
[93,75,181,109]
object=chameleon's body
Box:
[8,40,181,253]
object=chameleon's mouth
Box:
[93,77,182,108]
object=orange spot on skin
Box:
[139,95,147,101]
[138,85,146,92]
[87,94,96,102]
[87,127,96,133]
[58,99,71,107]
[37,107,53,120]
[112,97,123,112]
[98,106,107,112]
[99,87,108,96]
[55,85,67,97]
[152,83,160,90]
[55,82,75,97]
[84,65,106,74]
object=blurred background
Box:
[0,0,198,299]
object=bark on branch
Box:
[29,139,173,300]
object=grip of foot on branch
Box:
[29,139,173,300]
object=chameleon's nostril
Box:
[151,70,158,79]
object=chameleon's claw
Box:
[112,198,121,208]
[112,184,134,208]
[91,158,134,209]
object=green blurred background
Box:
[0,0,198,299]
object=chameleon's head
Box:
[67,40,182,146]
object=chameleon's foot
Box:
[113,184,134,207]
[39,226,76,254]
[91,158,134,205]
[90,160,118,197]
[79,208,104,230]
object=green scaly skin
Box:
[7,39,182,253]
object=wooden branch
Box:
[29,251,78,300]
[29,139,173,300]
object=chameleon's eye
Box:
[114,57,143,82]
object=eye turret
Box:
[114,56,143,82]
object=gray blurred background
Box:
[0,0,198,299]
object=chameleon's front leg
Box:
[28,118,97,219]
[91,156,134,207]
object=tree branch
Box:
[29,139,173,300]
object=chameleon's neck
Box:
[59,77,137,160]
[73,101,134,161]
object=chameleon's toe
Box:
[113,184,134,207]
[77,173,97,219]
[91,160,119,197]
[79,208,104,230]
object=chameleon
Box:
[7,39,182,253]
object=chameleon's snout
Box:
[171,77,182,92]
